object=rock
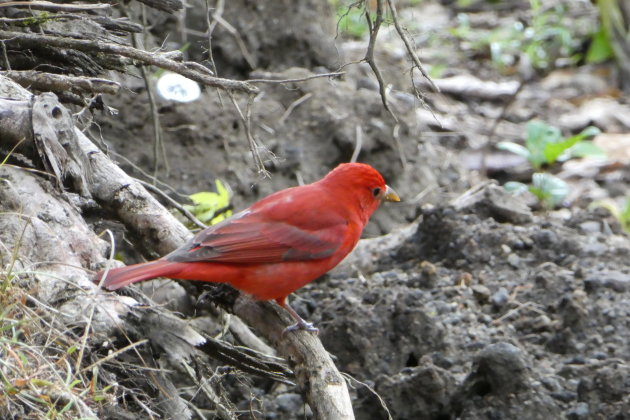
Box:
[550,390,577,402]
[566,402,590,420]
[584,270,630,293]
[471,285,491,304]
[578,221,601,234]
[507,253,520,268]
[463,342,529,395]
[491,287,509,309]
[366,364,455,420]
[275,393,304,413]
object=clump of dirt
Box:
[296,186,630,419]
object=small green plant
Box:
[591,197,630,233]
[498,120,603,170]
[505,172,570,209]
[500,120,604,209]
[184,179,232,226]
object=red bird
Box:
[97,163,399,332]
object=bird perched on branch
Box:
[96,163,399,333]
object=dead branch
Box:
[0,94,91,196]
[2,70,120,96]
[136,0,183,13]
[233,296,354,420]
[0,1,110,12]
[248,70,346,84]
[0,30,258,94]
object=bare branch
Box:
[0,1,110,11]
[2,71,120,96]
[248,71,346,84]
[135,0,183,13]
[364,0,398,122]
[233,297,355,420]
[278,92,313,125]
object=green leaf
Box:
[497,142,531,159]
[531,173,569,208]
[560,126,601,147]
[547,126,602,163]
[525,120,562,168]
[567,141,606,160]
[185,179,232,225]
[504,181,530,195]
[586,26,614,63]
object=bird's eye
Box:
[372,187,381,197]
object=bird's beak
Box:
[383,185,400,202]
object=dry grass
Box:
[0,269,112,420]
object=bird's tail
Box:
[96,260,181,290]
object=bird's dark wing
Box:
[167,186,348,264]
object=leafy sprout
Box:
[505,173,570,209]
[498,120,603,170]
[184,179,232,226]
[591,197,630,233]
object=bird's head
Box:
[321,162,400,224]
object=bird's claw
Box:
[282,320,319,336]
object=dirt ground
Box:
[84,1,630,418]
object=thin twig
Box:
[107,151,189,200]
[492,301,545,325]
[181,362,237,420]
[80,339,149,372]
[228,93,269,176]
[205,0,223,75]
[248,71,346,84]
[392,122,408,170]
[481,79,526,176]
[364,0,398,123]
[343,372,393,420]
[137,179,207,229]
[75,229,115,375]
[211,14,256,69]
[133,41,169,177]
[385,0,439,93]
[205,0,226,108]
[350,125,363,163]
[278,93,312,125]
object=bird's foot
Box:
[282,320,319,336]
